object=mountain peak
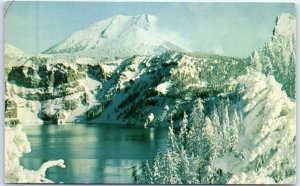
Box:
[273,13,295,36]
[42,14,181,57]
[91,14,156,32]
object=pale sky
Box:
[5,2,295,57]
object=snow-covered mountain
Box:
[4,13,295,127]
[43,14,183,58]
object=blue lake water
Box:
[20,124,168,184]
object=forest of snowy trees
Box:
[131,13,296,184]
[133,70,296,184]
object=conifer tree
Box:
[162,150,181,184]
[203,165,216,184]
[204,117,217,160]
[212,106,221,134]
[211,106,222,155]
[153,155,161,183]
[222,105,230,153]
[167,120,179,152]
[178,146,190,184]
[197,117,216,183]
[131,165,140,184]
[190,98,205,126]
[142,160,153,184]
[179,111,188,148]
[286,54,295,98]
[230,110,240,151]
[187,98,204,155]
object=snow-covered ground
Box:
[5,125,65,183]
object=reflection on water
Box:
[20,124,167,183]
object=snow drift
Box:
[5,125,66,183]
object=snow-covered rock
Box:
[155,82,172,95]
[248,13,296,98]
[144,113,155,128]
[273,13,295,37]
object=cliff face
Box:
[5,50,246,126]
[248,13,296,98]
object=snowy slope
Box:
[4,44,33,70]
[43,14,183,58]
[5,43,26,57]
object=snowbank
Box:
[5,125,66,183]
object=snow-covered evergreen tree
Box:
[177,146,191,184]
[167,121,179,152]
[131,165,140,184]
[286,54,296,98]
[152,155,161,183]
[199,117,217,183]
[187,98,204,155]
[211,106,222,156]
[142,160,153,184]
[179,111,188,148]
[162,150,181,184]
[221,105,230,153]
[230,110,240,151]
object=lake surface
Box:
[20,124,168,184]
